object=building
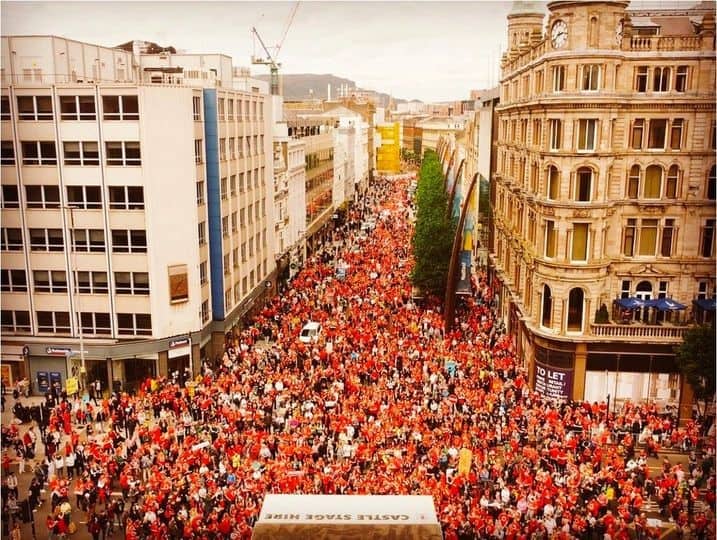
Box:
[490,1,716,417]
[418,116,467,153]
[376,122,401,173]
[0,35,274,393]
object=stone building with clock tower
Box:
[491,0,716,418]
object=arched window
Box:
[665,165,679,199]
[708,165,716,200]
[644,165,663,199]
[542,285,552,328]
[627,165,640,199]
[567,288,584,332]
[547,165,560,200]
[575,167,593,202]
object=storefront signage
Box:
[46,347,72,356]
[534,361,573,401]
[169,337,190,349]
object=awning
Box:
[693,298,717,312]
[646,298,686,311]
[615,297,646,309]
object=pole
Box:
[66,206,86,394]
[444,173,480,334]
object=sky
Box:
[0,0,701,103]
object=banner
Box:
[65,377,79,396]
[458,448,472,475]
[456,250,472,295]
[534,361,573,401]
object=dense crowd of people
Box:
[2,174,715,539]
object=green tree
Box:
[675,325,716,418]
[411,149,455,298]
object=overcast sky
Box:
[1,0,700,102]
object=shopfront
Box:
[1,344,27,389]
[168,336,191,382]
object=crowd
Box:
[2,174,715,539]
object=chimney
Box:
[328,83,332,101]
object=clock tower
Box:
[546,1,630,51]
[506,1,545,54]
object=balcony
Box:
[629,35,704,52]
[590,322,688,341]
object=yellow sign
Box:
[66,377,79,396]
[458,448,473,476]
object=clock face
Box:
[551,20,568,49]
[615,20,624,45]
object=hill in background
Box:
[255,73,412,107]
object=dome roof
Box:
[509,1,545,16]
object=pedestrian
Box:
[9,521,21,540]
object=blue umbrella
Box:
[615,297,645,309]
[648,298,686,311]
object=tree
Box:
[411,150,456,298]
[675,325,716,418]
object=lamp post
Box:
[63,205,86,395]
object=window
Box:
[647,119,667,149]
[552,65,566,92]
[1,228,23,251]
[114,271,149,295]
[644,165,662,199]
[541,285,552,327]
[36,311,71,333]
[665,165,679,199]
[29,228,64,251]
[194,139,203,164]
[200,262,208,285]
[701,219,715,257]
[25,185,60,208]
[17,96,53,120]
[223,254,230,274]
[67,185,102,209]
[653,67,670,92]
[660,219,675,257]
[108,186,144,209]
[228,100,234,120]
[59,96,96,120]
[708,165,716,200]
[192,96,202,120]
[581,64,600,91]
[21,141,57,165]
[80,312,111,335]
[1,185,19,208]
[106,141,141,166]
[532,119,542,146]
[233,247,239,267]
[545,220,557,258]
[102,95,139,120]
[0,97,9,120]
[0,269,27,292]
[567,288,584,332]
[571,223,589,262]
[201,301,210,323]
[231,211,238,232]
[535,70,544,94]
[631,119,644,149]
[33,270,67,293]
[1,310,31,332]
[218,98,225,119]
[221,177,227,200]
[549,119,562,151]
[623,218,636,256]
[675,66,688,92]
[74,271,109,294]
[638,219,658,256]
[198,222,206,246]
[196,181,205,205]
[72,229,105,252]
[627,165,640,199]
[239,172,245,192]
[111,229,147,253]
[117,313,152,336]
[225,289,231,309]
[241,242,247,261]
[669,119,683,150]
[222,216,229,236]
[220,139,227,161]
[635,66,648,92]
[1,141,15,165]
[577,119,597,151]
[63,141,100,165]
[575,167,593,201]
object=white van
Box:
[299,322,321,343]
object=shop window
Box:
[567,288,584,332]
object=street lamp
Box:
[62,205,86,395]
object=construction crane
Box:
[251,2,299,96]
